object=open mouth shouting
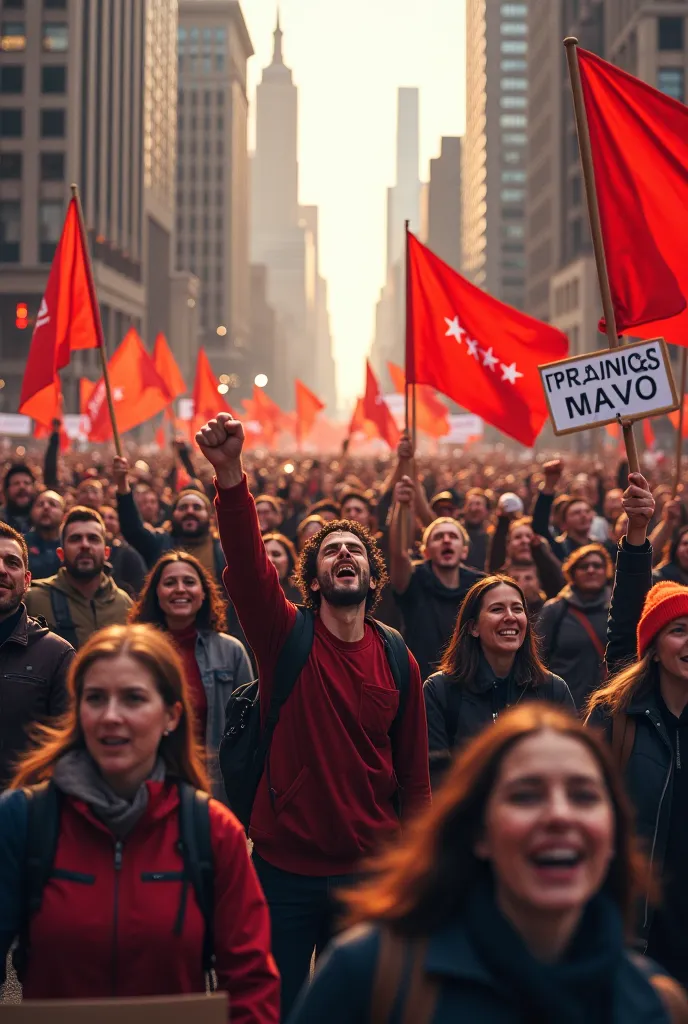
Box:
[334,563,358,582]
[528,844,585,884]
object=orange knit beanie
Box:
[637,581,688,658]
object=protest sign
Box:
[539,337,678,436]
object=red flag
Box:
[33,386,70,451]
[86,328,172,442]
[387,362,450,438]
[362,361,400,449]
[577,48,688,344]
[406,232,568,446]
[19,197,102,421]
[191,348,237,440]
[79,377,97,414]
[642,417,656,449]
[153,333,187,400]
[295,379,325,443]
[668,396,688,438]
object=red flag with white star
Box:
[406,232,568,446]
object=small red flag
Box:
[642,417,656,450]
[86,328,172,442]
[668,396,688,438]
[387,362,450,438]
[295,379,325,443]
[191,348,237,440]
[19,197,102,422]
[362,361,400,449]
[153,333,187,400]
[406,232,568,446]
[577,48,688,344]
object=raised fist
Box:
[195,414,245,470]
[623,472,655,528]
[394,475,415,507]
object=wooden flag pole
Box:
[400,219,414,552]
[673,346,687,496]
[70,183,122,456]
[564,38,639,473]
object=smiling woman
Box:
[423,575,575,788]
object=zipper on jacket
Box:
[112,840,123,996]
[677,729,682,770]
[643,711,673,930]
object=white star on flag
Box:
[465,338,480,360]
[500,362,524,385]
[480,347,500,372]
[444,316,464,342]
[113,387,125,401]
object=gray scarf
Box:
[52,749,166,837]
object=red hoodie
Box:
[23,781,279,1023]
[215,476,430,876]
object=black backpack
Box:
[14,779,216,987]
[219,607,411,830]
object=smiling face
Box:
[470,582,528,658]
[171,494,210,539]
[156,561,205,628]
[265,539,290,580]
[425,522,465,572]
[655,615,688,685]
[312,530,373,608]
[80,653,182,796]
[507,524,533,564]
[476,730,614,921]
[0,537,30,620]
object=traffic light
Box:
[15,302,28,329]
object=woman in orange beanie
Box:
[586,473,688,988]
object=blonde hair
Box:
[585,649,657,721]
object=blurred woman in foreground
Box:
[288,704,687,1023]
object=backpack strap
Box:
[177,782,216,988]
[14,781,61,980]
[370,929,439,1024]
[371,619,411,721]
[567,606,609,679]
[611,713,636,773]
[48,587,79,650]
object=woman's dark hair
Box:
[342,704,651,937]
[262,531,298,577]
[438,574,547,689]
[293,519,389,613]
[129,550,227,632]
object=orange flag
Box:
[153,333,187,400]
[190,348,237,440]
[362,361,400,449]
[33,384,70,451]
[79,377,97,414]
[19,197,102,424]
[387,362,450,438]
[86,328,172,442]
[642,417,656,449]
[295,379,325,444]
[668,396,688,438]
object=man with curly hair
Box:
[196,412,430,1019]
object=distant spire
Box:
[272,6,283,64]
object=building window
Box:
[217,139,224,155]
[503,151,522,164]
[501,59,527,71]
[191,91,197,106]
[500,22,527,35]
[0,153,22,179]
[217,90,224,105]
[217,115,224,130]
[39,199,63,262]
[44,0,67,7]
[499,114,526,127]
[502,132,527,145]
[41,109,65,137]
[501,3,527,14]
[501,188,525,202]
[501,77,527,90]
[0,201,21,262]
[42,22,69,51]
[215,51,225,71]
[658,66,684,101]
[501,40,527,53]
[502,170,526,183]
[0,109,22,137]
[41,65,66,93]
[658,17,684,51]
[0,21,26,51]
[0,65,23,92]
[501,96,527,109]
[40,152,64,180]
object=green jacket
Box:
[25,568,132,650]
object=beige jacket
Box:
[25,568,132,650]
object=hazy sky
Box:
[242,1,466,407]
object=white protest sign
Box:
[539,338,678,436]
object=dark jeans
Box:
[253,853,357,1019]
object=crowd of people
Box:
[1,416,688,1022]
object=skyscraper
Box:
[0,2,172,414]
[462,0,528,309]
[606,1,688,92]
[176,0,253,391]
[423,136,462,272]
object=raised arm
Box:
[531,459,562,540]
[112,457,164,568]
[388,475,415,595]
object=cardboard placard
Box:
[538,337,678,436]
[0,992,227,1023]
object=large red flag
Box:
[406,232,568,446]
[153,333,187,400]
[295,379,325,443]
[362,361,400,449]
[191,348,237,439]
[19,197,102,422]
[387,362,450,438]
[86,328,172,442]
[576,48,688,344]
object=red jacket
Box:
[216,477,431,877]
[23,781,280,1023]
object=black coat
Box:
[537,584,610,710]
[424,655,574,788]
[0,606,73,788]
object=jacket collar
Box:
[2,604,29,648]
[55,566,116,603]
[424,917,505,990]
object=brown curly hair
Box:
[292,519,389,613]
[129,550,228,632]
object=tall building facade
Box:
[462,0,528,309]
[250,16,333,409]
[606,1,688,93]
[422,135,461,271]
[176,0,253,389]
[0,0,166,413]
